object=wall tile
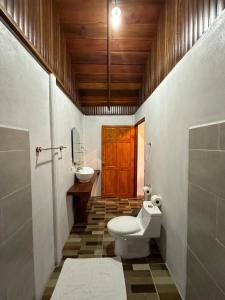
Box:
[220,123,225,150]
[186,279,201,300]
[217,198,225,248]
[1,186,32,242]
[189,124,219,150]
[0,127,29,152]
[215,287,225,300]
[188,123,225,297]
[189,150,225,199]
[6,257,35,300]
[0,127,34,298]
[188,187,225,292]
[0,150,31,199]
[208,242,225,293]
[0,208,3,245]
[0,289,7,300]
[0,220,34,298]
[188,183,216,241]
[186,248,217,300]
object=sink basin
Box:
[75,167,94,183]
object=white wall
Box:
[53,82,84,262]
[135,12,225,298]
[137,122,145,196]
[0,21,54,299]
[84,115,134,196]
[0,21,84,299]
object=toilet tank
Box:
[137,201,162,238]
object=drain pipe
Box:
[49,74,61,265]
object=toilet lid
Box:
[107,216,140,235]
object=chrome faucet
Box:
[77,166,82,171]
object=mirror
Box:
[71,128,84,166]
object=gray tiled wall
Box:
[187,122,225,299]
[0,127,35,300]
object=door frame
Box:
[134,118,145,197]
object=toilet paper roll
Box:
[143,185,152,201]
[143,186,151,195]
[151,195,162,207]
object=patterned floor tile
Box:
[42,197,181,300]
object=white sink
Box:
[75,167,94,183]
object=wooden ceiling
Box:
[1,0,225,114]
[56,0,165,108]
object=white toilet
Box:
[107,201,162,258]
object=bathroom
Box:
[0,1,225,300]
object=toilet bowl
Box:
[107,201,162,258]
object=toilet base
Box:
[114,238,150,259]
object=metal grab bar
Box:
[36,146,67,153]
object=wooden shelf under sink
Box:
[67,170,100,223]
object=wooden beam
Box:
[107,0,111,108]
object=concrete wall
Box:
[0,21,84,299]
[135,12,225,298]
[84,115,134,196]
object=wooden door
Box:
[102,126,135,197]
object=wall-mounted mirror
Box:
[71,128,84,166]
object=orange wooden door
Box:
[102,126,135,198]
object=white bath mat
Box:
[50,257,127,300]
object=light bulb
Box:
[112,6,121,18]
[111,6,121,28]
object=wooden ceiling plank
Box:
[71,52,107,64]
[71,51,149,65]
[72,64,145,74]
[67,38,152,53]
[80,96,139,102]
[111,64,145,74]
[78,82,141,90]
[63,23,158,39]
[116,0,164,24]
[57,0,107,24]
[78,89,140,97]
[76,73,143,83]
[111,39,152,51]
[67,38,107,52]
[72,64,107,74]
[64,24,107,39]
[111,52,149,65]
[111,24,158,39]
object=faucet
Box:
[77,166,82,171]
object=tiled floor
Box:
[42,197,181,300]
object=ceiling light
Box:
[112,6,121,18]
[111,3,121,28]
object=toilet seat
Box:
[107,216,141,235]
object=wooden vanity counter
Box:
[67,170,100,223]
